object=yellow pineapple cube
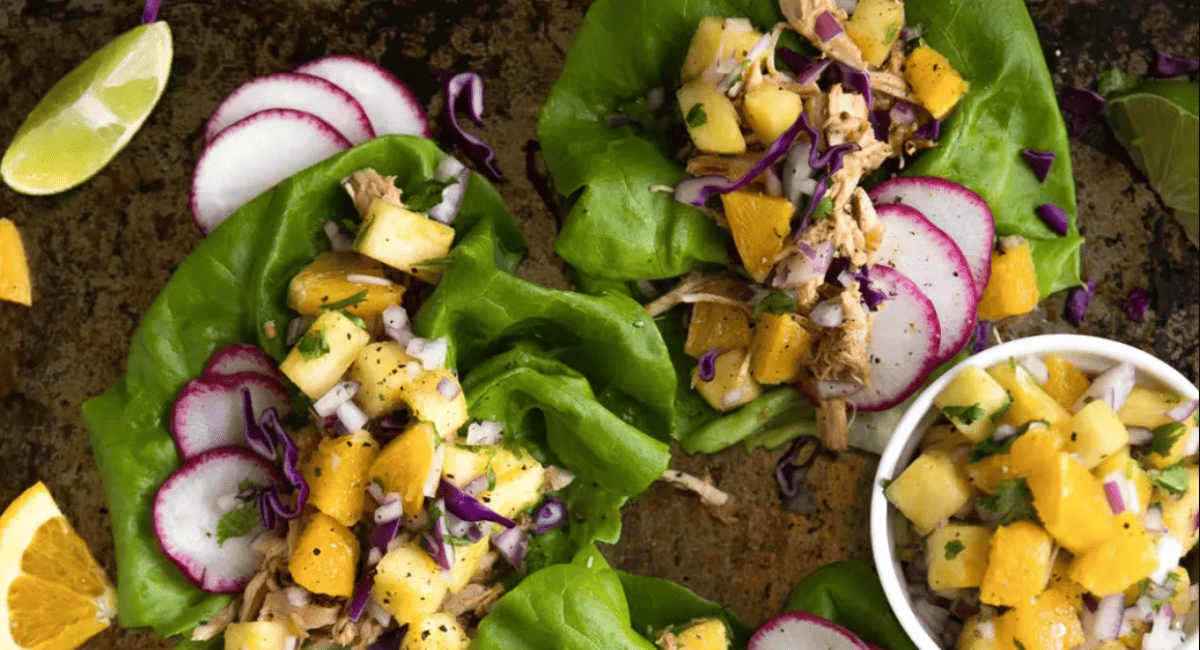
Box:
[845,0,905,67]
[933,365,1013,442]
[224,622,288,650]
[1068,513,1157,596]
[354,199,454,283]
[369,422,438,516]
[668,618,729,650]
[478,447,545,519]
[280,309,370,399]
[402,612,470,650]
[986,362,1071,432]
[0,218,32,306]
[1009,589,1084,650]
[749,312,812,385]
[1065,400,1129,469]
[1047,552,1087,613]
[692,348,762,412]
[926,522,992,590]
[1028,453,1118,553]
[980,520,1053,607]
[685,301,753,359]
[743,85,804,145]
[445,536,492,594]
[287,512,360,598]
[681,17,761,82]
[678,79,746,154]
[287,251,405,318]
[1042,354,1090,410]
[720,192,795,283]
[406,369,469,439]
[347,342,422,418]
[885,451,973,535]
[1117,387,1178,429]
[372,542,448,629]
[441,444,495,489]
[1092,449,1152,515]
[1158,464,1199,551]
[303,431,380,526]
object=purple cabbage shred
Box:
[775,436,822,515]
[1121,287,1151,323]
[240,388,308,525]
[814,11,843,43]
[532,496,567,535]
[834,62,873,108]
[1153,52,1200,77]
[1062,88,1107,140]
[1065,279,1097,326]
[1035,204,1071,236]
[698,349,718,382]
[442,71,503,180]
[1022,149,1055,183]
[142,0,162,23]
[777,49,831,86]
[437,479,516,528]
[870,110,890,143]
[914,119,940,141]
[972,320,992,354]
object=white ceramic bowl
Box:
[870,334,1200,650]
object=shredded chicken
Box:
[442,583,506,618]
[817,398,851,451]
[687,152,768,184]
[340,169,404,217]
[869,70,916,102]
[807,285,872,389]
[331,610,386,650]
[543,465,576,492]
[661,469,735,524]
[823,84,873,147]
[190,601,237,641]
[657,630,681,650]
[779,0,866,68]
[644,273,753,318]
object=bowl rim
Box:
[870,333,1200,650]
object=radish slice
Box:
[204,72,374,145]
[294,55,430,137]
[152,446,284,593]
[750,611,871,650]
[873,203,979,363]
[849,265,942,412]
[190,108,351,233]
[203,342,282,382]
[868,177,995,295]
[171,371,291,459]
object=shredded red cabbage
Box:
[1022,149,1056,183]
[815,11,843,42]
[1062,88,1106,139]
[442,72,502,180]
[422,500,455,571]
[834,62,873,108]
[777,49,831,86]
[775,436,822,515]
[1065,279,1096,326]
[241,389,308,523]
[972,320,992,354]
[854,267,888,310]
[142,0,162,22]
[437,479,516,528]
[675,113,815,206]
[532,496,567,535]
[1036,204,1070,236]
[1153,52,1200,77]
[799,176,831,232]
[698,349,718,382]
[870,110,890,142]
[914,119,940,141]
[347,517,402,621]
[1122,287,1151,323]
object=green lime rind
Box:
[1,22,172,195]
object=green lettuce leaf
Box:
[618,572,755,646]
[785,560,919,650]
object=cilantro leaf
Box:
[1149,423,1185,456]
[944,539,966,560]
[297,330,331,361]
[404,178,456,213]
[685,103,707,128]
[321,290,370,312]
[943,404,985,426]
[753,291,798,318]
[978,478,1035,525]
[808,195,833,222]
[215,507,261,545]
[967,434,1017,463]
[1146,464,1190,495]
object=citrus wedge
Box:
[1,21,172,195]
[0,482,116,650]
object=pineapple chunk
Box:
[904,44,969,120]
[959,616,1002,650]
[921,423,972,454]
[288,252,405,318]
[965,423,1059,494]
[933,365,1013,442]
[1028,453,1118,553]
[445,535,491,594]
[1093,449,1152,515]
[373,542,448,629]
[0,218,32,306]
[441,444,495,489]
[1009,589,1084,650]
[402,613,470,650]
[926,522,991,590]
[479,447,545,519]
[664,618,729,650]
[742,85,804,145]
[1116,387,1178,428]
[979,520,1053,607]
[303,431,380,526]
[678,79,746,154]
[845,0,905,67]
[225,622,288,650]
[977,238,1038,320]
[1158,464,1199,551]
[406,369,469,439]
[287,512,360,598]
[720,192,794,283]
[280,309,371,399]
[749,312,812,384]
[885,451,973,535]
[1047,553,1087,613]
[986,361,1071,432]
[692,348,762,412]
[1067,513,1157,595]
[355,199,454,283]
[1042,354,1090,410]
[370,422,438,516]
[1146,422,1196,469]
[684,298,753,358]
[681,17,761,82]
[347,342,422,418]
[1064,400,1129,469]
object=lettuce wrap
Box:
[82,135,672,641]
[537,0,1083,453]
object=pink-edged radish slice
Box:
[190,108,351,233]
[868,176,995,295]
[850,265,941,412]
[294,55,430,137]
[203,72,375,145]
[203,342,282,382]
[749,611,871,650]
[153,446,284,594]
[873,203,978,363]
[171,371,291,459]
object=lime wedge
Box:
[1105,80,1199,244]
[1,22,172,195]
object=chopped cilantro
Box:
[340,309,368,330]
[944,539,966,560]
[236,478,256,493]
[1149,422,1185,456]
[339,218,358,232]
[216,507,261,545]
[1015,641,1027,650]
[990,398,1013,422]
[685,103,708,128]
[753,291,799,317]
[1147,464,1190,495]
[943,403,985,426]
[809,195,833,222]
[486,463,497,491]
[428,504,443,521]
[967,434,1017,463]
[297,330,331,361]
[321,290,369,312]
[880,478,894,491]
[447,534,476,547]
[404,177,457,213]
[979,478,1035,525]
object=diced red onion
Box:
[890,101,917,125]
[465,420,504,446]
[1082,593,1126,641]
[1128,426,1154,445]
[776,49,830,86]
[492,525,529,571]
[1066,279,1096,326]
[1151,535,1184,584]
[442,71,502,180]
[1103,471,1127,515]
[408,336,448,370]
[834,0,859,13]
[913,599,951,633]
[810,298,845,328]
[1036,204,1071,236]
[914,120,940,141]
[1144,504,1168,533]
[675,113,815,207]
[1142,602,1186,650]
[1063,87,1107,139]
[834,62,873,108]
[313,381,360,418]
[1021,356,1050,384]
[142,0,162,22]
[346,515,398,622]
[437,479,516,528]
[436,377,461,401]
[1153,51,1200,77]
[764,166,783,197]
[1183,428,1199,456]
[346,274,392,287]
[776,240,832,289]
[814,11,843,42]
[336,400,369,433]
[698,349,718,382]
[993,424,1020,441]
[444,511,475,540]
[972,320,993,354]
[1073,362,1136,413]
[429,156,471,225]
[463,475,488,497]
[1122,287,1152,323]
[422,500,456,571]
[367,600,391,628]
[532,496,567,535]
[286,315,315,347]
[1167,399,1198,422]
[1022,149,1056,183]
[374,497,404,524]
[324,221,354,252]
[950,598,976,620]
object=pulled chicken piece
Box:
[779,0,867,69]
[661,469,735,523]
[442,583,506,618]
[259,587,340,640]
[190,601,237,642]
[817,398,851,451]
[340,169,404,217]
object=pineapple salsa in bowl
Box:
[871,334,1199,650]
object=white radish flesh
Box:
[171,371,291,459]
[849,265,942,412]
[204,72,375,145]
[294,55,429,138]
[152,446,283,593]
[749,611,871,650]
[203,342,282,382]
[872,203,978,363]
[190,109,350,233]
[867,176,995,295]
